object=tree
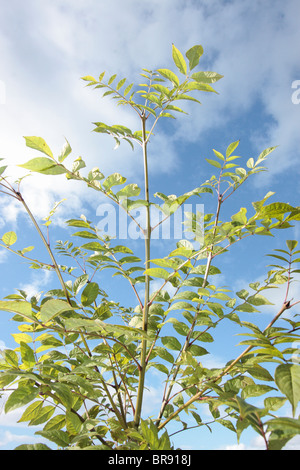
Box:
[0,44,300,450]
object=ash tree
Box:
[0,44,300,450]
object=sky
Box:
[0,0,300,450]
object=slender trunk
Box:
[134,114,151,428]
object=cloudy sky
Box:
[0,0,300,450]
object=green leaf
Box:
[246,294,273,306]
[81,75,97,82]
[235,303,259,313]
[35,430,69,448]
[72,156,86,173]
[165,105,187,115]
[0,349,19,368]
[108,74,117,85]
[81,242,104,251]
[43,414,66,431]
[167,318,190,336]
[29,405,55,426]
[15,443,52,450]
[256,146,278,163]
[191,71,223,84]
[73,274,89,295]
[262,202,295,217]
[88,167,105,182]
[81,282,99,306]
[157,68,179,86]
[116,183,141,199]
[5,385,38,413]
[226,140,240,158]
[72,230,98,239]
[23,136,54,159]
[247,157,254,168]
[151,84,171,96]
[174,94,201,104]
[67,218,91,228]
[0,165,7,176]
[116,77,126,91]
[275,364,300,416]
[2,231,17,246]
[102,172,126,191]
[266,417,300,434]
[0,301,36,323]
[20,341,36,368]
[58,139,72,163]
[187,344,209,357]
[17,400,42,423]
[140,419,160,449]
[172,44,187,75]
[124,83,134,96]
[190,265,220,275]
[161,336,181,351]
[264,396,287,411]
[144,267,171,280]
[217,419,236,433]
[51,383,73,409]
[20,245,34,255]
[11,333,32,344]
[241,384,276,399]
[155,347,174,364]
[205,159,222,169]
[186,45,204,71]
[66,410,82,435]
[286,240,298,251]
[187,82,218,93]
[18,157,66,175]
[40,299,73,323]
[212,149,224,160]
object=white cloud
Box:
[283,434,300,450]
[224,433,300,451]
[0,430,36,448]
[17,269,54,299]
[225,442,246,450]
[232,270,300,319]
[0,0,298,230]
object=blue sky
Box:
[0,0,300,450]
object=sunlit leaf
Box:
[58,139,72,163]
[18,157,66,175]
[2,231,17,246]
[161,335,181,351]
[172,44,187,75]
[275,364,300,416]
[81,282,99,306]
[23,136,54,159]
[191,71,223,84]
[186,45,204,71]
[40,299,74,323]
[5,385,38,413]
[157,68,179,86]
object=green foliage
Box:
[0,44,300,450]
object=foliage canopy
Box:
[0,44,300,450]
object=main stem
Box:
[134,113,151,428]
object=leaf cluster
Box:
[0,44,299,451]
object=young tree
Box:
[0,44,300,450]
